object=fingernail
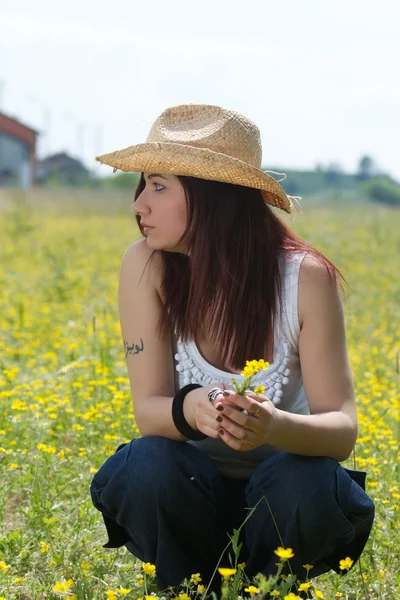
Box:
[222,390,230,397]
[218,428,224,435]
[216,416,223,423]
[216,405,224,411]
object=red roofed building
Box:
[0,112,38,188]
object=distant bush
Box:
[281,178,300,195]
[100,172,140,190]
[361,176,400,207]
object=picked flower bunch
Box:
[231,359,269,396]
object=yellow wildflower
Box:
[52,579,74,592]
[270,592,280,597]
[0,561,11,573]
[197,584,205,593]
[218,567,237,578]
[244,585,261,595]
[190,572,202,584]
[81,562,91,570]
[137,574,144,585]
[238,562,246,569]
[14,577,24,583]
[339,557,354,570]
[274,546,295,560]
[118,589,132,596]
[9,463,18,469]
[178,594,191,600]
[241,359,269,378]
[254,385,265,395]
[335,594,343,598]
[40,541,49,553]
[314,589,324,598]
[105,592,118,600]
[283,594,301,600]
[379,569,387,580]
[141,562,156,576]
[298,582,311,591]
[241,365,256,378]
[303,563,314,570]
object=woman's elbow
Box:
[336,419,358,462]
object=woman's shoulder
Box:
[122,239,164,296]
[298,253,336,286]
[297,253,341,330]
[280,250,333,281]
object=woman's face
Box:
[132,173,188,253]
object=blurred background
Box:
[0,0,399,206]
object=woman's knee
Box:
[91,436,172,504]
[92,436,206,505]
[247,452,339,497]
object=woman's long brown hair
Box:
[134,174,344,371]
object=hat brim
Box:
[96,142,292,213]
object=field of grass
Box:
[0,189,399,599]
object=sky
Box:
[1,0,399,179]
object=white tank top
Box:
[173,252,310,479]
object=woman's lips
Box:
[142,226,154,232]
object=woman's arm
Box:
[119,239,223,441]
[266,255,358,461]
[119,239,184,439]
[215,255,358,461]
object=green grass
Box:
[0,188,399,599]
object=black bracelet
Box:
[172,384,207,441]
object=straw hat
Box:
[96,104,297,213]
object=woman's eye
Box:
[154,183,165,192]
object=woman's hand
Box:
[213,390,278,451]
[187,383,233,440]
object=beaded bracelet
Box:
[172,383,207,441]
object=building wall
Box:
[0,132,32,188]
[0,114,36,147]
[0,113,37,188]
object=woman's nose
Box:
[131,193,149,216]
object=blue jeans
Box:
[90,436,374,591]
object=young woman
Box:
[90,104,374,593]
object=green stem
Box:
[202,496,265,599]
[262,495,294,577]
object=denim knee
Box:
[243,452,374,578]
[106,436,188,502]
[247,452,339,498]
[92,435,225,511]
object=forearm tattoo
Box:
[124,338,144,358]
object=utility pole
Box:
[76,121,85,160]
[42,108,51,157]
[0,80,5,112]
[26,95,51,158]
[93,123,104,174]
[64,112,88,164]
[95,123,103,156]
